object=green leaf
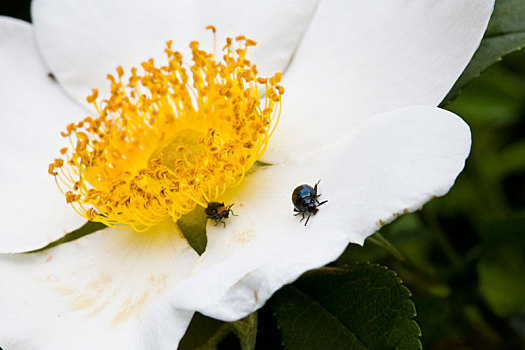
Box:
[179,312,258,350]
[177,205,208,255]
[478,217,525,317]
[25,221,106,253]
[178,313,229,350]
[442,0,525,105]
[485,0,525,36]
[271,264,422,350]
[252,160,272,168]
[247,160,272,175]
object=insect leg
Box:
[316,199,328,206]
[304,213,311,226]
[299,212,306,223]
[314,179,321,193]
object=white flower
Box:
[0,0,494,349]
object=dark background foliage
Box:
[2,1,525,349]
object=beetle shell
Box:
[292,184,318,212]
[291,180,327,226]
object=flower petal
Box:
[264,0,493,162]
[0,221,197,349]
[31,0,318,108]
[0,17,88,253]
[169,105,470,321]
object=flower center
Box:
[149,129,206,170]
[49,32,283,232]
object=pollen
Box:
[49,35,283,232]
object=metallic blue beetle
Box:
[292,180,327,226]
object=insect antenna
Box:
[227,203,238,216]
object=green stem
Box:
[196,324,232,350]
[419,209,462,267]
[458,304,503,348]
[368,232,407,263]
[229,312,258,350]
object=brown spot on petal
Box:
[85,300,110,319]
[254,290,258,303]
[150,274,168,294]
[45,256,53,262]
[111,292,149,325]
[234,229,255,245]
[46,274,56,281]
[56,286,74,296]
[402,208,409,214]
[230,272,251,289]
[71,296,97,311]
[88,273,112,293]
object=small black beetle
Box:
[292,179,327,226]
[205,202,236,227]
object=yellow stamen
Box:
[49,34,283,232]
